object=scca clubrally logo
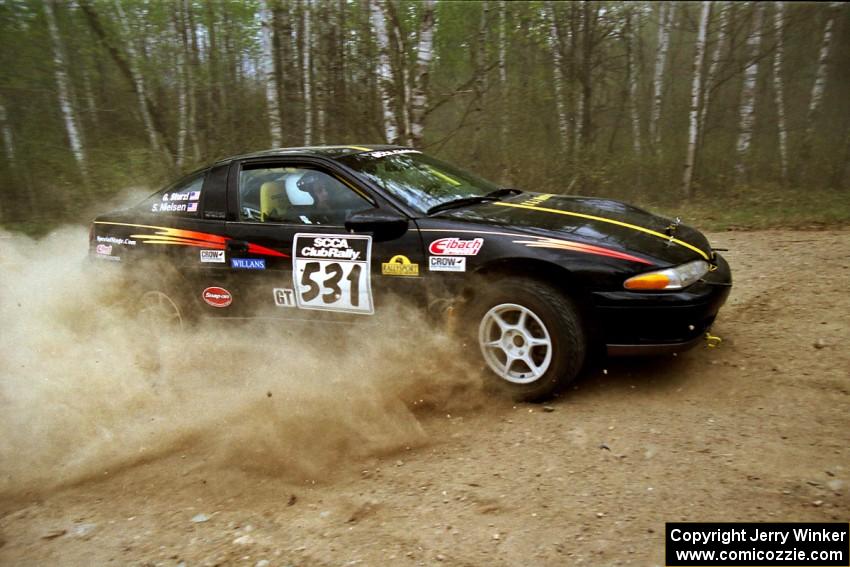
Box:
[381,255,419,277]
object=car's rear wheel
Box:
[138,290,184,330]
[473,278,586,402]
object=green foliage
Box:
[0,1,848,235]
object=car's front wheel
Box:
[473,278,586,402]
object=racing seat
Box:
[259,181,288,222]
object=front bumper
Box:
[591,253,732,355]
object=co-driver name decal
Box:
[292,234,373,314]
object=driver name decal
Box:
[293,233,373,315]
[429,237,483,256]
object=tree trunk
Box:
[627,8,642,157]
[410,0,435,147]
[93,0,173,166]
[171,13,188,168]
[183,0,200,162]
[682,2,711,199]
[698,1,727,144]
[579,2,594,151]
[498,0,508,153]
[259,0,282,148]
[569,3,581,157]
[302,0,314,145]
[735,4,763,183]
[548,2,569,153]
[798,3,838,180]
[44,0,88,177]
[0,101,14,165]
[772,2,789,185]
[650,1,674,153]
[370,1,398,143]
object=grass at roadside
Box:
[648,185,850,231]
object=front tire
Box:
[472,277,586,402]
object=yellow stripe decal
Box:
[493,202,709,260]
[347,146,372,151]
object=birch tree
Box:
[93,0,174,166]
[371,1,398,144]
[44,0,88,177]
[627,8,642,157]
[699,2,728,142]
[682,2,711,198]
[171,15,188,167]
[735,4,764,182]
[302,0,314,145]
[798,2,839,175]
[410,0,435,147]
[548,2,569,153]
[0,102,14,165]
[259,0,282,147]
[772,2,789,184]
[650,1,674,152]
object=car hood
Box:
[435,193,713,266]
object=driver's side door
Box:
[219,159,427,320]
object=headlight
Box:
[623,259,709,291]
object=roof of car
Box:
[215,144,406,165]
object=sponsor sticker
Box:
[95,244,113,255]
[293,233,373,314]
[231,258,266,270]
[96,236,136,246]
[429,237,483,256]
[367,149,421,159]
[202,287,232,308]
[429,256,466,272]
[381,255,419,277]
[273,288,296,308]
[200,250,225,263]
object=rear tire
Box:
[471,277,586,402]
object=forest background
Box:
[1,0,848,235]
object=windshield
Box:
[337,149,500,214]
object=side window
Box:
[145,171,206,217]
[238,166,370,225]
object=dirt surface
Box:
[1,229,848,566]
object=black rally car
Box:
[90,146,732,400]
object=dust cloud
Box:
[0,227,481,500]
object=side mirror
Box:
[345,208,408,241]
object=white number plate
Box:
[292,233,373,314]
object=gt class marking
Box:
[429,237,483,256]
[273,288,296,307]
[202,287,232,308]
[494,201,710,260]
[93,222,287,258]
[382,255,420,277]
[293,233,373,314]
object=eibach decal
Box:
[93,222,287,258]
[429,237,483,256]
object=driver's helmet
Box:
[296,171,328,203]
